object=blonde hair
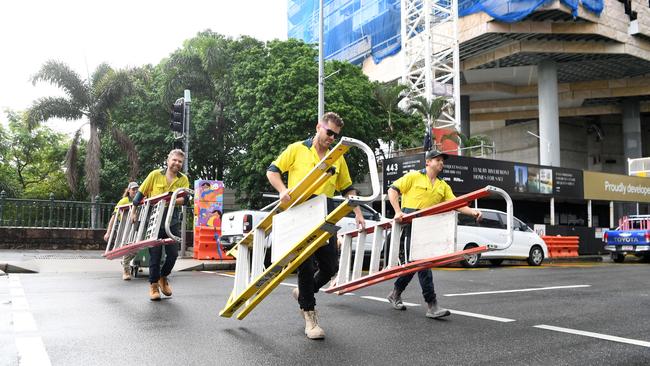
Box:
[168,149,185,159]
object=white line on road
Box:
[210,270,515,322]
[12,311,37,333]
[449,309,516,322]
[212,272,355,294]
[16,337,52,366]
[444,285,591,297]
[11,296,29,311]
[534,324,650,348]
[360,296,419,307]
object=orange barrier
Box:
[193,226,232,260]
[542,235,579,258]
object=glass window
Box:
[479,211,504,229]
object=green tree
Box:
[27,60,138,200]
[408,95,448,130]
[230,40,383,207]
[160,31,264,181]
[374,82,408,133]
[2,110,70,198]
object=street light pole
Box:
[318,0,324,119]
[527,130,552,165]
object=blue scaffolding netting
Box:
[287,0,604,65]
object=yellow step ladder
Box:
[220,137,380,320]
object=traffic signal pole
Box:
[183,89,191,174]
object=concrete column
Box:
[622,98,642,174]
[550,197,555,226]
[537,60,561,167]
[460,95,470,137]
[587,200,592,228]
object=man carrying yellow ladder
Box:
[267,112,366,340]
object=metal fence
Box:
[0,192,114,229]
[0,191,197,230]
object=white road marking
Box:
[11,288,25,297]
[449,309,516,322]
[12,311,37,332]
[212,271,354,293]
[16,337,52,366]
[11,296,29,311]
[8,275,53,366]
[360,295,419,307]
[444,285,591,297]
[534,324,650,348]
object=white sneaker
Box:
[425,302,451,318]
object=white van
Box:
[457,208,548,267]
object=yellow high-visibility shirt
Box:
[138,168,190,198]
[113,196,131,214]
[269,138,353,197]
[390,169,455,210]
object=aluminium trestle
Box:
[220,137,381,320]
[103,188,193,260]
[326,185,514,295]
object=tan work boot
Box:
[149,283,161,301]
[158,276,172,297]
[292,288,299,302]
[302,310,325,340]
[122,269,131,281]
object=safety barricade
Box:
[542,235,579,258]
[219,137,380,320]
[194,226,232,260]
[326,185,514,295]
[103,188,192,260]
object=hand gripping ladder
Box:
[103,188,193,260]
[220,137,380,320]
[325,186,514,295]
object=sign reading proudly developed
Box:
[583,171,650,203]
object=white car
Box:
[221,200,382,256]
[456,208,548,267]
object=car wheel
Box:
[527,245,544,266]
[460,244,480,268]
[489,259,504,266]
[611,252,625,263]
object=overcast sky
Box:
[0,0,288,135]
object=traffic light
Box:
[170,98,184,137]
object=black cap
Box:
[425,149,449,160]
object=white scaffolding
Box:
[400,0,460,130]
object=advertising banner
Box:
[383,154,583,199]
[583,171,650,203]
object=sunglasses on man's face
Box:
[320,123,340,139]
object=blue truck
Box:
[603,215,650,263]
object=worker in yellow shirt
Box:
[104,181,139,280]
[386,149,482,318]
[131,149,190,301]
[267,112,365,340]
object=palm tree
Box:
[374,82,409,132]
[408,95,448,150]
[408,95,448,129]
[27,60,138,200]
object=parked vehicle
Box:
[457,209,548,267]
[603,215,650,263]
[221,200,382,255]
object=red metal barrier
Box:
[542,235,579,258]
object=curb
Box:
[178,261,236,271]
[0,263,39,274]
[546,255,604,263]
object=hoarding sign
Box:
[383,154,583,199]
[583,171,650,203]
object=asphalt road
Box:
[2,261,650,366]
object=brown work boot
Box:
[158,276,172,297]
[122,268,131,281]
[149,283,161,301]
[302,310,325,340]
